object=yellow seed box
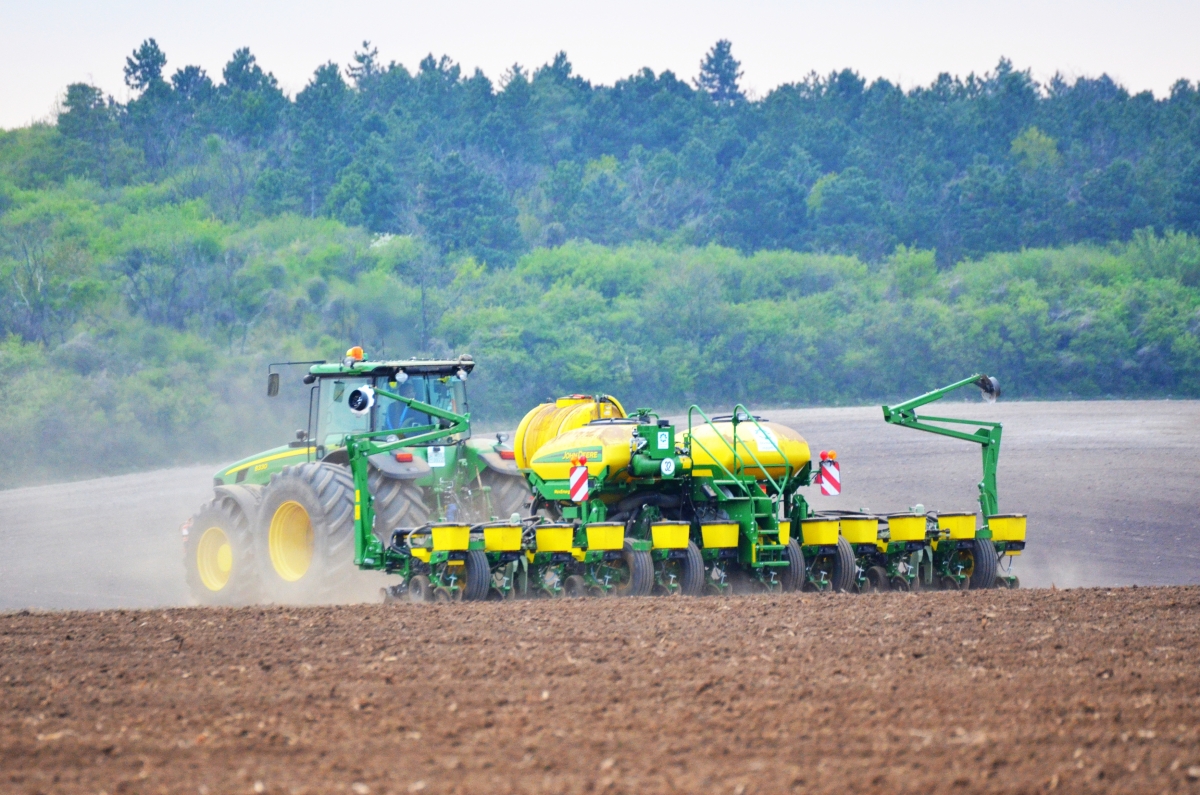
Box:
[800,518,839,546]
[937,512,977,540]
[651,521,690,549]
[701,523,739,548]
[887,514,927,542]
[535,525,576,552]
[987,514,1027,542]
[585,522,625,551]
[483,524,523,552]
[431,524,470,551]
[840,516,879,544]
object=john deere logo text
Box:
[533,446,603,464]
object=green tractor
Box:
[182,347,531,605]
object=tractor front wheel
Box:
[184,493,260,605]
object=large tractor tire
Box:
[831,536,857,593]
[782,539,806,592]
[969,538,999,590]
[611,539,654,597]
[255,463,360,604]
[184,492,261,605]
[369,468,431,540]
[478,469,531,520]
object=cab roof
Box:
[308,354,474,378]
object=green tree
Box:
[696,40,744,104]
[124,38,167,91]
[56,84,135,185]
[415,153,521,266]
[213,48,287,146]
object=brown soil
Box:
[4,587,1199,795]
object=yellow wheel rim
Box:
[197,526,233,592]
[269,500,313,581]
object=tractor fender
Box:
[368,452,433,480]
[213,483,264,524]
[478,451,521,476]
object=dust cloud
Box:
[1,400,1197,611]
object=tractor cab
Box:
[213,349,483,488]
[304,353,474,454]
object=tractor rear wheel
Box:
[782,539,805,592]
[610,540,653,597]
[831,536,856,593]
[369,469,431,541]
[185,493,260,605]
[969,538,998,589]
[478,469,531,520]
[255,463,359,604]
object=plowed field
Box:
[4,587,1199,794]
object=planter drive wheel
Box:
[831,536,857,593]
[781,539,806,592]
[657,541,704,596]
[408,574,432,602]
[969,538,998,589]
[864,565,889,593]
[610,539,654,597]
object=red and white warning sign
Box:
[819,459,841,496]
[569,458,590,502]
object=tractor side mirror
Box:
[267,372,280,397]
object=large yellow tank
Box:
[516,397,810,485]
[513,395,626,469]
[686,420,810,480]
[525,422,638,482]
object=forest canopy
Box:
[1,39,1199,486]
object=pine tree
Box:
[696,40,743,104]
[124,39,167,92]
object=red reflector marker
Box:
[394,452,414,462]
[498,449,515,460]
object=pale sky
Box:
[2,0,1199,130]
